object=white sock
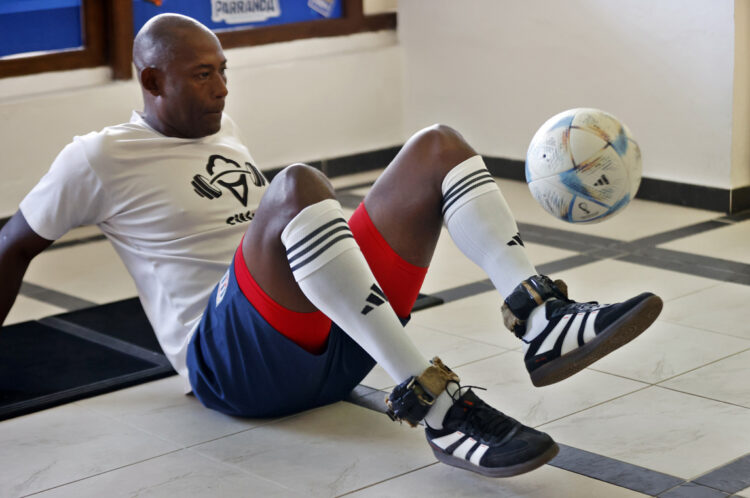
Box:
[442,156,537,298]
[281,199,458,429]
[281,199,430,384]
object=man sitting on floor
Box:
[0,14,662,478]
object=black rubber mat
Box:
[53,298,163,354]
[0,302,174,421]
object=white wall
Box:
[0,31,402,218]
[733,0,750,189]
[399,0,740,190]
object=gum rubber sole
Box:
[430,442,560,478]
[529,294,664,387]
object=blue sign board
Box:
[133,0,342,34]
[0,0,82,58]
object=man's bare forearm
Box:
[0,211,54,327]
[0,252,31,326]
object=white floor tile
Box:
[0,403,179,497]
[421,229,489,293]
[360,364,393,390]
[348,462,649,498]
[451,352,646,428]
[736,485,750,498]
[34,448,302,498]
[658,219,750,264]
[423,230,578,295]
[24,240,138,305]
[660,281,750,340]
[360,322,511,390]
[192,402,436,497]
[410,291,521,350]
[588,320,750,384]
[551,259,720,304]
[75,376,264,447]
[3,294,66,325]
[660,349,750,408]
[540,386,750,479]
[496,178,720,241]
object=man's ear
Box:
[140,67,163,97]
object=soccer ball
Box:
[525,108,642,224]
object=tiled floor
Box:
[2,170,749,497]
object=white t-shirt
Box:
[20,112,268,381]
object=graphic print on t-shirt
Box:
[191,154,267,206]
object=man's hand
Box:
[0,211,53,326]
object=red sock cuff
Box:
[349,203,428,318]
[233,244,332,354]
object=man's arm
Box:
[0,211,53,326]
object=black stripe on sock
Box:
[442,177,497,216]
[289,233,355,273]
[370,283,386,299]
[366,294,385,306]
[287,224,352,264]
[443,171,493,206]
[285,217,347,255]
[443,169,487,201]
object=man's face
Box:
[157,31,228,139]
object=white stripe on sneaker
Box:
[561,312,586,355]
[536,314,572,355]
[583,309,600,343]
[470,443,489,465]
[430,431,465,450]
[453,437,477,460]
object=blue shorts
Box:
[186,204,423,418]
[186,258,381,418]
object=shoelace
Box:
[552,299,603,314]
[449,385,516,442]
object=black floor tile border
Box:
[549,444,684,496]
[693,453,750,494]
[19,282,98,310]
[50,234,107,250]
[659,482,731,498]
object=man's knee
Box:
[408,124,476,168]
[266,163,335,213]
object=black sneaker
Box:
[523,292,663,387]
[425,389,559,478]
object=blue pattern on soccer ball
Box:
[551,114,575,130]
[557,168,605,201]
[610,128,629,157]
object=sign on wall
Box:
[133,0,342,34]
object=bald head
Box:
[133,13,219,76]
[134,14,228,139]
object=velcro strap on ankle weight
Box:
[502,275,567,338]
[385,357,459,427]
